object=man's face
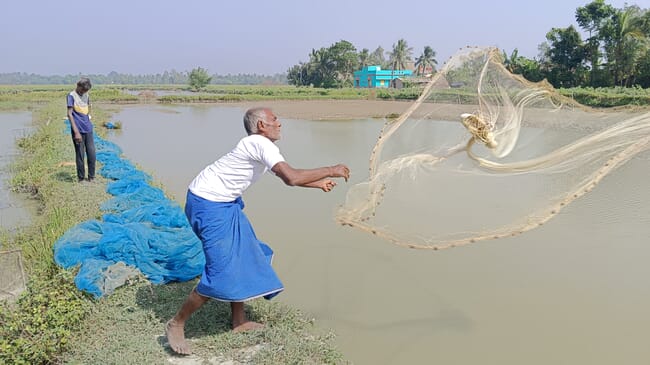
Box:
[260,110,282,142]
[77,86,90,95]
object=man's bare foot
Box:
[232,320,265,333]
[166,319,191,355]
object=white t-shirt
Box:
[188,134,285,202]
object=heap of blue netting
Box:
[54,121,205,298]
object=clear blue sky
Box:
[1,0,644,75]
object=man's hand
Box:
[329,164,350,182]
[318,179,337,192]
[73,132,82,143]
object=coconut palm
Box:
[358,48,370,68]
[370,46,387,68]
[603,6,647,85]
[388,39,414,71]
[388,39,413,87]
[414,46,438,75]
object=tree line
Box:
[287,1,650,89]
[506,0,650,88]
[286,40,437,88]
[0,70,287,85]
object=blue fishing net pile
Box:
[54,122,205,297]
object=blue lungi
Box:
[185,190,284,301]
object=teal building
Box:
[353,66,413,88]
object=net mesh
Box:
[337,47,650,250]
[0,249,26,302]
[54,127,205,298]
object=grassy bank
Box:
[3,83,650,107]
[0,99,343,364]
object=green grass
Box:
[559,86,650,107]
[4,83,650,107]
[0,85,138,104]
[61,279,342,364]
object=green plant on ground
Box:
[0,268,90,365]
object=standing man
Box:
[67,77,95,182]
[166,107,350,355]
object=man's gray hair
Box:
[77,77,92,91]
[243,107,269,135]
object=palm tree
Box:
[502,48,519,73]
[388,39,413,86]
[414,46,437,75]
[370,46,387,67]
[388,39,413,71]
[604,6,646,85]
[358,48,370,69]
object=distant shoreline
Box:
[228,99,472,122]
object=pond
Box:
[108,104,650,365]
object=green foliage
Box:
[544,25,588,87]
[387,39,414,72]
[188,67,213,90]
[288,40,359,88]
[369,46,388,68]
[0,269,90,365]
[560,86,650,106]
[159,85,372,102]
[374,87,423,101]
[502,49,546,82]
[538,2,650,88]
[414,46,437,75]
[0,85,138,104]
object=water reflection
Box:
[110,105,650,365]
[0,112,36,234]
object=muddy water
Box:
[0,112,36,234]
[109,105,650,365]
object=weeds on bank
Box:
[1,100,107,364]
[61,279,343,364]
[0,268,89,365]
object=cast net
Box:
[0,249,26,302]
[336,46,650,250]
[54,127,205,298]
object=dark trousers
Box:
[72,131,96,181]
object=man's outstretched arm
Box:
[271,162,349,187]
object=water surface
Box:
[0,112,35,233]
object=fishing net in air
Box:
[337,47,650,250]
[54,127,204,297]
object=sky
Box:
[1,0,646,76]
